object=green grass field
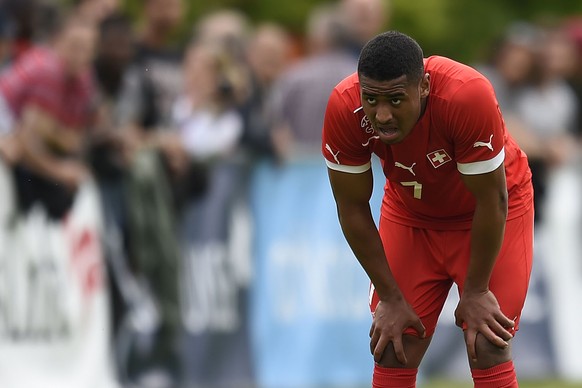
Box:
[421,380,582,388]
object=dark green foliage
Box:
[120,0,582,62]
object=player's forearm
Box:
[464,198,507,293]
[337,203,401,301]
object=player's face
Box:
[360,73,430,145]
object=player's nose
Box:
[375,104,393,124]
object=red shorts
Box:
[369,207,534,338]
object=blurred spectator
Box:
[73,0,121,25]
[241,22,293,158]
[112,1,186,385]
[169,37,255,386]
[479,22,580,222]
[530,22,582,382]
[88,14,136,355]
[194,8,252,57]
[0,10,15,68]
[339,0,389,56]
[246,23,291,101]
[158,38,250,210]
[2,0,63,58]
[0,14,97,220]
[513,25,580,221]
[117,0,185,132]
[563,18,582,137]
[0,0,38,60]
[91,14,136,212]
[269,4,357,158]
[477,22,538,114]
[171,41,247,163]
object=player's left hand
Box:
[454,289,514,362]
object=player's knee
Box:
[468,333,512,370]
[376,334,431,369]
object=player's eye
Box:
[391,98,402,106]
[366,97,377,105]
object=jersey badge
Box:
[426,149,452,168]
[394,162,416,176]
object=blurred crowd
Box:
[0,0,388,386]
[476,20,582,222]
[0,0,581,386]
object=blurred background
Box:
[0,0,581,387]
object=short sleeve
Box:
[449,77,506,175]
[24,62,64,120]
[321,88,372,173]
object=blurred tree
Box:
[390,0,582,63]
[118,0,582,62]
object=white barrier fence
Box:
[0,159,119,388]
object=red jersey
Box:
[0,46,95,130]
[322,56,533,230]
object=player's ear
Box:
[420,73,430,98]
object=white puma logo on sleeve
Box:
[325,143,341,164]
[473,134,494,151]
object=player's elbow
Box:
[336,201,371,227]
[497,188,508,217]
[475,187,507,219]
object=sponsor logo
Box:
[325,143,340,164]
[394,161,416,176]
[473,134,494,151]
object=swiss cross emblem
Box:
[427,149,452,168]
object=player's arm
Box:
[328,167,398,300]
[457,164,515,361]
[328,167,425,364]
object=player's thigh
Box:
[451,207,534,332]
[488,207,534,331]
[372,217,452,338]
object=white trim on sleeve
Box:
[457,147,505,175]
[325,159,371,174]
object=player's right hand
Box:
[369,294,426,365]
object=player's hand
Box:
[454,289,514,362]
[369,294,426,365]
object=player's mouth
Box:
[375,126,400,142]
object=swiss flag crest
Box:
[427,149,452,168]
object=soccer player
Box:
[322,31,534,387]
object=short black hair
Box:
[358,31,424,83]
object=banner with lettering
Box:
[179,161,256,387]
[0,160,119,388]
[249,157,385,388]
